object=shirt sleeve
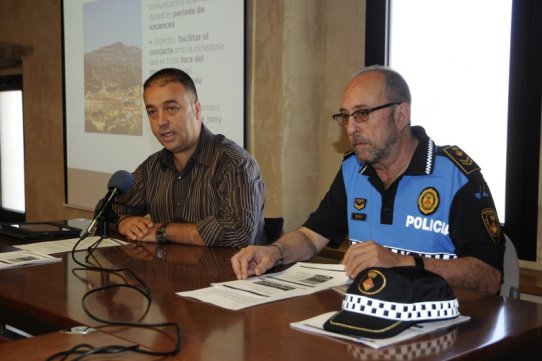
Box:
[303,167,349,248]
[449,172,505,273]
[196,156,265,248]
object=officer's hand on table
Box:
[342,240,413,279]
[231,245,279,280]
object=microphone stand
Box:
[84,215,109,262]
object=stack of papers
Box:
[177,262,350,310]
[0,237,127,271]
[15,236,127,255]
[290,311,470,349]
[0,250,61,270]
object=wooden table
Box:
[0,239,542,360]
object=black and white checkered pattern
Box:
[348,240,458,260]
[347,329,457,361]
[390,248,457,260]
[342,293,459,321]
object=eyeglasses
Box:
[332,102,400,126]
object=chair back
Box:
[500,233,520,299]
[263,217,284,244]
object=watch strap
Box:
[270,243,284,267]
[413,255,425,269]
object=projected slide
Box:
[84,0,143,136]
[63,0,245,209]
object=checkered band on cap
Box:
[348,240,457,260]
[347,329,456,361]
[390,248,457,260]
[342,293,459,322]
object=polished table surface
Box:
[1,239,542,360]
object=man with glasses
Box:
[231,65,504,294]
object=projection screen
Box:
[63,0,245,209]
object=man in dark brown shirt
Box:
[111,68,265,248]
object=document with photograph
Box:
[15,236,128,255]
[177,262,350,310]
[0,250,61,270]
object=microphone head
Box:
[107,170,134,195]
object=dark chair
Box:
[264,217,284,244]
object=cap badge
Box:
[358,269,386,295]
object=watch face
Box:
[156,226,167,243]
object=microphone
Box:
[80,170,134,240]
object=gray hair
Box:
[352,65,411,104]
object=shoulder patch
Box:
[440,145,480,175]
[343,150,355,160]
[481,208,501,244]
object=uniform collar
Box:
[359,125,436,176]
[405,126,436,175]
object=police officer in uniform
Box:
[231,65,504,294]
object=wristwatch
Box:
[270,243,284,267]
[413,255,425,269]
[155,223,169,244]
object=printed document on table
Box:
[15,236,127,255]
[290,311,470,349]
[0,250,61,270]
[177,262,350,310]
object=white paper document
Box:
[290,311,470,349]
[177,262,350,310]
[0,249,61,270]
[15,236,127,255]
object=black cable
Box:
[45,343,140,361]
[45,235,182,359]
[84,236,105,262]
[71,236,152,299]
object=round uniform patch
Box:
[481,208,501,243]
[418,187,439,215]
[357,269,387,296]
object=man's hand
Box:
[230,245,280,280]
[342,240,412,279]
[118,216,157,242]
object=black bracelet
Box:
[270,243,284,267]
[413,255,425,269]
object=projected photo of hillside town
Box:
[83,0,142,136]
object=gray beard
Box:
[353,128,398,164]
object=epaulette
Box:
[439,145,481,175]
[343,150,355,160]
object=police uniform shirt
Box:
[303,126,503,272]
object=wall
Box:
[4,0,540,273]
[0,0,364,229]
[248,0,363,231]
[0,0,88,221]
